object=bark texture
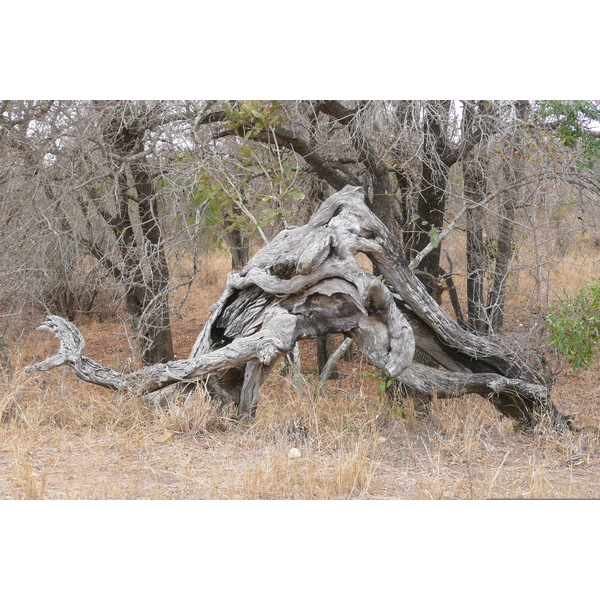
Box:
[25,186,571,428]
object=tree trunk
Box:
[222,204,250,270]
[486,101,530,335]
[486,188,516,334]
[26,185,573,430]
[225,227,250,271]
[463,156,488,333]
[317,334,339,380]
[413,102,452,300]
[130,163,174,364]
[97,103,175,365]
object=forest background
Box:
[3,1,600,599]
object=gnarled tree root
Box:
[26,185,573,429]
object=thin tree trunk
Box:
[317,334,339,379]
[486,188,516,334]
[463,156,488,333]
[486,100,530,335]
[413,102,452,301]
[414,164,449,301]
[222,205,250,270]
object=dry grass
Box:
[3,243,600,501]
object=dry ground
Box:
[2,250,600,500]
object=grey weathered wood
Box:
[315,337,353,397]
[289,343,303,396]
[26,307,299,395]
[238,359,267,418]
[25,185,572,428]
[398,363,548,407]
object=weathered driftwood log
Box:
[25,185,572,428]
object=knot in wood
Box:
[364,279,391,315]
[270,259,297,279]
[256,339,282,365]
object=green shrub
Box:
[546,281,600,370]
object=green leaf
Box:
[239,144,252,159]
[290,189,305,201]
[427,228,440,246]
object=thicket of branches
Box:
[2,99,600,376]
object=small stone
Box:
[378,437,387,443]
[288,448,301,459]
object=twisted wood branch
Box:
[26,185,572,427]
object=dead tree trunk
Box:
[25,186,572,429]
